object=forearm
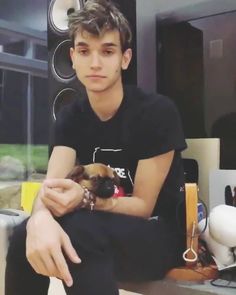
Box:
[27,189,55,238]
[98,151,173,219]
[95,196,152,219]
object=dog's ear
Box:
[66,165,85,183]
[113,170,120,186]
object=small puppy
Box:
[67,163,120,199]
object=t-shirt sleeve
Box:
[135,95,187,159]
[52,104,78,150]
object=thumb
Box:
[62,233,81,264]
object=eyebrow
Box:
[101,42,118,48]
[75,42,88,47]
[75,42,118,48]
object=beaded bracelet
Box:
[79,187,96,211]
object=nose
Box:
[90,52,102,69]
[95,178,115,199]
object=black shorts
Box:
[57,209,185,281]
[6,209,185,295]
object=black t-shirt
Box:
[53,85,187,224]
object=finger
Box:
[41,195,71,217]
[43,186,65,204]
[40,253,60,277]
[28,255,49,277]
[52,249,73,287]
[41,196,61,216]
[27,247,63,279]
[41,192,62,210]
[28,257,42,274]
[62,233,81,264]
[44,178,75,190]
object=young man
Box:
[5,1,187,294]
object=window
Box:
[0,19,48,182]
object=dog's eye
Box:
[89,175,99,181]
[83,173,90,180]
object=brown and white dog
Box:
[67,163,120,199]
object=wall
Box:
[192,13,236,135]
[136,0,236,92]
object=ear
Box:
[113,170,120,186]
[70,47,75,70]
[121,48,132,70]
[67,165,85,182]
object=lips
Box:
[86,75,106,78]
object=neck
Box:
[86,80,124,121]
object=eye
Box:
[83,173,90,180]
[78,49,89,55]
[103,49,114,56]
[89,175,99,182]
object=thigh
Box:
[57,210,184,281]
[103,213,184,281]
[56,209,111,258]
[5,218,50,295]
[57,210,119,295]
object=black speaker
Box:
[112,0,137,86]
[48,0,85,124]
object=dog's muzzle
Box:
[94,177,116,198]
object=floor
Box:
[48,278,141,295]
[48,277,236,295]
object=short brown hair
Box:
[68,0,132,52]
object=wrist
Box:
[77,186,97,210]
[95,197,118,211]
[27,209,53,231]
[31,204,51,217]
[76,187,118,212]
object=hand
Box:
[26,210,81,287]
[41,179,84,217]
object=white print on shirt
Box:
[113,167,126,178]
[92,147,122,162]
[92,147,134,185]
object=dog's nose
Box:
[95,178,115,198]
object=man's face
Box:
[70,30,132,93]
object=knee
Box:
[57,210,109,252]
[57,209,103,234]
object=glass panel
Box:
[31,75,49,176]
[0,32,47,60]
[0,69,3,118]
[35,44,48,61]
[0,70,28,144]
[0,71,49,181]
[0,31,27,56]
[0,69,28,181]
